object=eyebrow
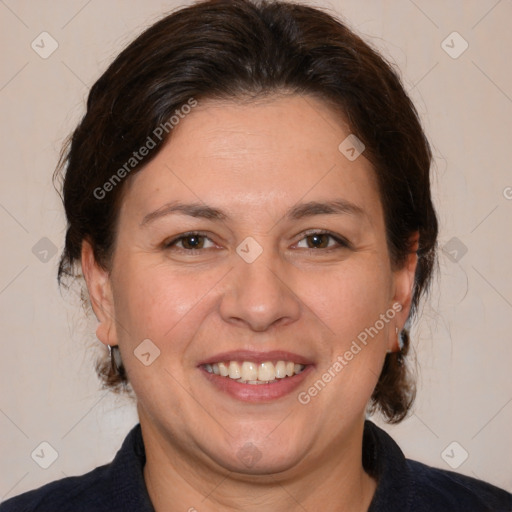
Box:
[140,201,227,226]
[140,199,365,227]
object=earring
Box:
[108,345,124,376]
[387,327,405,354]
[396,327,405,350]
[396,327,406,366]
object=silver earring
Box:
[108,345,124,375]
[397,327,405,350]
[387,327,404,355]
[390,327,405,352]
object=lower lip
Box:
[200,365,314,402]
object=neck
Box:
[141,414,377,512]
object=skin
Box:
[82,94,417,512]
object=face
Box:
[84,94,415,477]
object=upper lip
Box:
[198,350,315,366]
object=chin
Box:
[219,450,306,477]
[211,432,308,476]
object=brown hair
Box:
[56,0,438,423]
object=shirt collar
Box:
[363,420,412,511]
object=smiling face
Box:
[83,94,415,479]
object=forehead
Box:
[122,95,382,222]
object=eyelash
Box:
[163,230,351,253]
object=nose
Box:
[219,248,301,332]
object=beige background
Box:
[1,0,511,501]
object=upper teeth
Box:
[203,361,305,383]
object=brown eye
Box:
[295,231,350,251]
[306,233,331,249]
[164,233,215,251]
[180,234,205,250]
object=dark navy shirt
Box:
[1,421,511,511]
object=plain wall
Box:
[1,0,511,500]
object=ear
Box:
[388,232,419,352]
[81,239,117,347]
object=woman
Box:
[2,0,510,510]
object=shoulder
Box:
[364,420,512,512]
[0,464,112,512]
[406,459,512,511]
[0,424,154,512]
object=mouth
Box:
[198,351,314,402]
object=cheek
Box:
[306,259,393,340]
[301,265,392,411]
[111,258,222,349]
[109,262,209,403]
